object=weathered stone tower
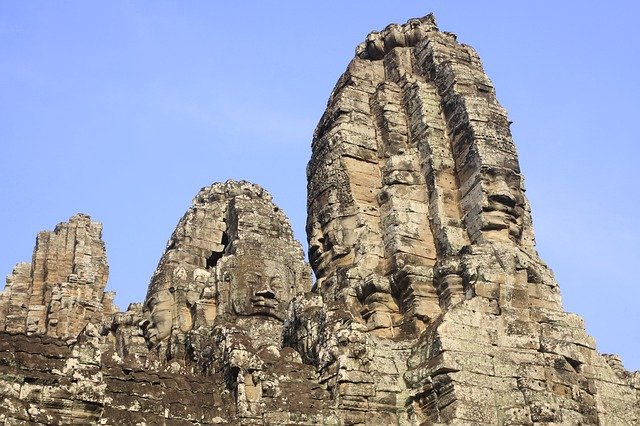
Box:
[0,13,637,425]
[303,13,638,424]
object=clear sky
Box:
[1,1,638,371]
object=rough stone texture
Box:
[0,14,638,425]
[0,181,328,425]
[0,214,113,339]
[305,14,639,425]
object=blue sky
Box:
[1,1,638,371]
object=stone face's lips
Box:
[483,205,519,224]
[251,296,279,309]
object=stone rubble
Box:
[0,13,638,425]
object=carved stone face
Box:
[480,168,525,240]
[147,290,174,341]
[356,275,402,333]
[405,19,426,46]
[308,219,356,281]
[383,23,406,50]
[366,31,385,60]
[308,223,330,279]
[229,252,297,321]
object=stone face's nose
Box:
[255,288,276,299]
[487,179,517,208]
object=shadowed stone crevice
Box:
[206,230,229,269]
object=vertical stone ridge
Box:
[307,57,386,320]
[0,213,111,339]
[0,263,31,333]
[401,78,468,255]
[371,79,441,330]
[414,32,536,251]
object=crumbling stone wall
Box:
[0,13,638,426]
[0,328,235,424]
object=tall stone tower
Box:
[0,214,114,339]
[306,13,638,424]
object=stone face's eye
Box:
[247,274,260,286]
[270,276,283,290]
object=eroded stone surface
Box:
[0,13,637,425]
[0,214,113,339]
[0,182,328,424]
[305,13,638,425]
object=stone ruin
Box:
[0,13,638,425]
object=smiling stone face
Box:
[479,167,525,241]
[142,180,311,350]
[230,253,296,321]
[145,289,174,342]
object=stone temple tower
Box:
[304,13,639,425]
[0,13,637,426]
